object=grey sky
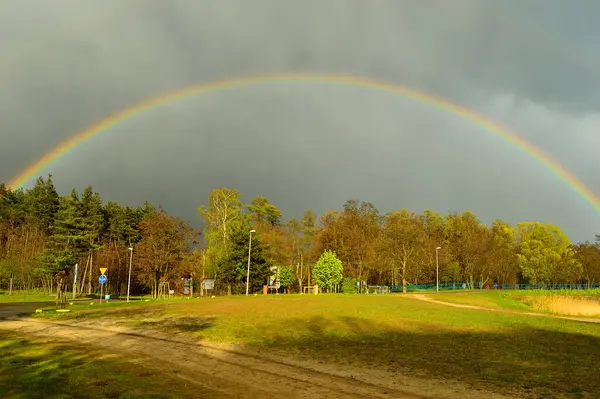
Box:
[0,0,599,241]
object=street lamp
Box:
[245,230,256,296]
[436,246,442,293]
[127,247,133,302]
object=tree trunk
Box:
[87,252,93,295]
[401,260,407,293]
[80,253,90,294]
[307,261,311,291]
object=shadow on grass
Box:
[0,331,193,399]
[134,316,216,333]
[260,316,599,398]
[11,300,600,397]
[47,312,596,397]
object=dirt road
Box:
[0,317,511,399]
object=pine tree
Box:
[80,185,105,251]
[38,189,86,273]
[217,227,271,294]
[23,175,59,234]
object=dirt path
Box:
[0,317,512,399]
[409,294,600,324]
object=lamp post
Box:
[72,263,78,299]
[127,247,133,302]
[245,230,256,296]
[436,246,442,293]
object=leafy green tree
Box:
[246,196,282,227]
[380,210,425,292]
[445,211,492,288]
[488,219,519,285]
[420,209,446,283]
[339,200,380,280]
[277,265,295,293]
[198,188,244,274]
[574,241,600,285]
[439,260,461,285]
[516,222,579,284]
[313,249,343,292]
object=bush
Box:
[342,277,359,294]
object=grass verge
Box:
[0,290,55,303]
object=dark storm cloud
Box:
[0,0,599,241]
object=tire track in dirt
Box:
[0,317,443,399]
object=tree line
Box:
[1,176,599,296]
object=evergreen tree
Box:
[80,185,105,251]
[217,228,271,294]
[23,175,59,234]
[38,189,86,272]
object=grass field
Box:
[24,293,600,398]
[0,330,208,399]
[0,290,56,303]
[0,289,157,303]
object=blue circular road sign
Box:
[98,275,107,284]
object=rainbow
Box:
[7,72,600,215]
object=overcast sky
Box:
[1,0,599,242]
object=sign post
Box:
[202,279,214,297]
[98,274,107,303]
[98,268,107,304]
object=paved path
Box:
[0,302,52,320]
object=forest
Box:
[1,175,600,296]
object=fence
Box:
[502,284,600,290]
[388,283,600,292]
[390,282,481,293]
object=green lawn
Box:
[0,330,207,399]
[33,294,600,398]
[0,289,159,304]
[0,290,56,303]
